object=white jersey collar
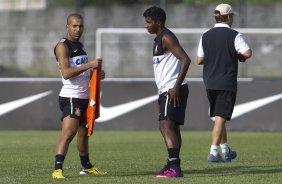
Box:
[214,23,230,28]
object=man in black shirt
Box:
[196,4,252,163]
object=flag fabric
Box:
[86,67,100,136]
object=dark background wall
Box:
[0,78,281,131]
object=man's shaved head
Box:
[67,13,83,25]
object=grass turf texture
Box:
[0,131,282,184]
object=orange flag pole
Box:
[86,67,101,137]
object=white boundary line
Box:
[103,78,254,82]
[96,28,282,57]
[0,77,254,82]
[0,78,61,82]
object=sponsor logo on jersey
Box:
[153,57,162,65]
[75,57,88,65]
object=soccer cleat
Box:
[208,154,224,163]
[156,168,184,178]
[157,164,169,175]
[80,166,107,175]
[52,169,65,179]
[156,160,170,175]
[222,148,237,162]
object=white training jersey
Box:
[55,38,90,99]
[153,28,187,94]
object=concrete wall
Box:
[0,3,282,77]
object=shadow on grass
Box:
[185,164,282,176]
[66,171,155,178]
[66,164,282,178]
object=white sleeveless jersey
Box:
[55,38,90,99]
[153,28,187,94]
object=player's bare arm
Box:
[238,49,252,62]
[196,56,204,65]
[56,42,102,80]
[162,34,190,106]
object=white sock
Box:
[210,145,219,156]
[220,143,229,154]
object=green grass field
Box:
[0,131,282,184]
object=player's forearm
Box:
[175,58,190,88]
[242,49,252,59]
[61,63,90,79]
[196,56,204,65]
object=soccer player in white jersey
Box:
[52,13,106,179]
[143,6,191,178]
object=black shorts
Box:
[59,96,89,124]
[206,89,236,121]
[158,84,188,125]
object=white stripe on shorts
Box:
[70,97,73,114]
[164,95,169,117]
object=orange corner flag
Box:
[86,67,101,136]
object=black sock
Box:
[168,148,181,171]
[54,154,65,170]
[168,148,180,159]
[80,154,93,169]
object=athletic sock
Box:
[210,145,219,156]
[168,148,180,159]
[168,148,181,171]
[220,143,230,154]
[54,154,65,170]
[80,154,93,169]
